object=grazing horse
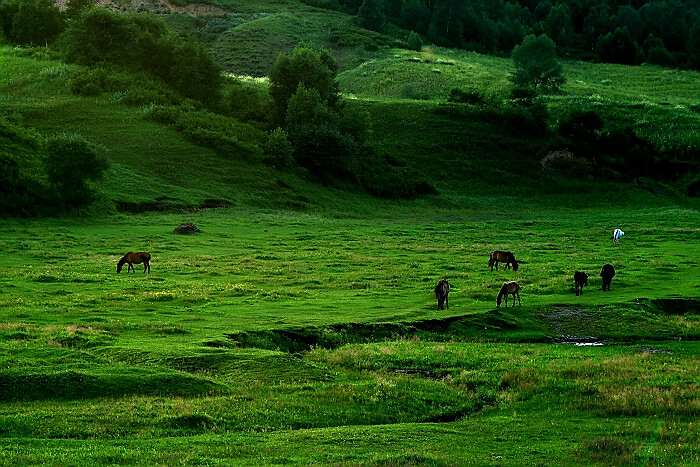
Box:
[612,228,624,243]
[574,271,588,296]
[496,281,521,308]
[117,252,151,274]
[434,279,450,310]
[600,264,615,291]
[489,250,519,272]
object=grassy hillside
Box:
[1,1,699,463]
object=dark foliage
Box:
[551,108,699,184]
[56,7,222,106]
[357,0,386,32]
[356,151,436,199]
[44,134,109,214]
[0,0,64,46]
[448,88,487,105]
[0,119,45,217]
[310,0,700,70]
[510,34,565,92]
[269,45,340,126]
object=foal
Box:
[117,252,151,273]
[496,281,521,308]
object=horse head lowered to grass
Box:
[488,250,519,272]
[117,252,151,274]
[496,281,521,308]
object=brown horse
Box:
[600,264,615,291]
[496,281,521,308]
[434,279,450,310]
[489,250,519,272]
[117,252,151,273]
[574,271,588,296]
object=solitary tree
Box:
[509,34,565,92]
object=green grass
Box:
[0,207,698,464]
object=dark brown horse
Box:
[600,264,615,291]
[489,250,519,272]
[117,252,151,273]
[574,271,588,296]
[434,279,450,310]
[496,281,521,308]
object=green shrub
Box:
[289,123,358,179]
[69,67,180,105]
[147,106,264,158]
[58,7,222,106]
[44,133,109,214]
[448,88,486,105]
[407,31,423,51]
[0,119,46,217]
[356,151,435,199]
[223,78,270,124]
[263,128,294,168]
[0,0,64,46]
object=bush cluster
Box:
[0,118,108,216]
[550,108,700,190]
[70,67,180,105]
[147,106,264,158]
[57,8,222,106]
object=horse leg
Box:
[128,263,134,273]
[516,292,521,306]
[445,295,449,309]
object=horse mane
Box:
[117,253,133,265]
[497,282,507,299]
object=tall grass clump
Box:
[147,105,265,158]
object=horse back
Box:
[435,279,450,297]
[492,250,515,261]
[600,264,615,278]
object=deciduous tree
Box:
[509,34,565,92]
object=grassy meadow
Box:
[1,2,700,463]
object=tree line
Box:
[339,0,700,69]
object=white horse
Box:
[613,228,624,243]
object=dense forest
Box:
[324,0,700,69]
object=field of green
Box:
[2,1,700,463]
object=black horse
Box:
[600,264,615,291]
[574,271,588,296]
[434,279,450,310]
